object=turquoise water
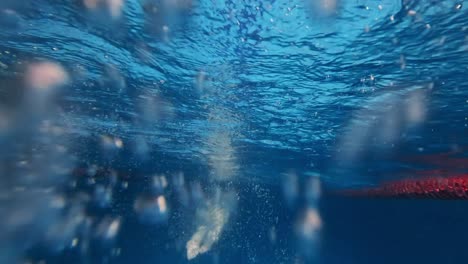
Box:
[0,0,467,263]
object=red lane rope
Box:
[341,174,468,199]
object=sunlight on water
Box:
[0,0,467,263]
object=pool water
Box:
[0,0,467,263]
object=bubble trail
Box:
[339,174,468,200]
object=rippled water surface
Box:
[0,0,467,263]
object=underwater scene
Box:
[0,0,467,263]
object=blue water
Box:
[0,0,467,263]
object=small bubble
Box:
[114,138,123,148]
[50,195,66,208]
[296,207,322,240]
[88,177,96,185]
[107,0,124,18]
[94,185,112,208]
[98,218,121,239]
[25,61,69,91]
[269,226,277,244]
[101,65,126,92]
[399,55,406,70]
[83,0,124,18]
[152,174,168,194]
[282,171,298,207]
[195,70,208,92]
[305,177,322,206]
[111,247,122,256]
[173,171,185,188]
[157,196,167,213]
[87,164,98,176]
[190,181,205,205]
[71,238,79,247]
[134,195,169,224]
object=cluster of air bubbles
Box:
[282,171,322,208]
[172,172,190,207]
[134,195,169,224]
[189,181,205,206]
[306,0,339,18]
[82,0,125,19]
[1,9,239,263]
[0,59,85,262]
[93,184,113,208]
[41,204,86,253]
[205,129,239,182]
[100,135,124,150]
[182,108,241,260]
[282,170,299,208]
[186,188,236,260]
[336,84,432,169]
[132,135,150,159]
[172,173,207,209]
[136,90,174,125]
[99,65,126,94]
[42,164,129,260]
[151,174,168,194]
[25,62,69,91]
[141,0,194,40]
[305,176,322,206]
[133,173,170,225]
[282,171,323,261]
[94,217,122,246]
[195,70,212,95]
[294,206,322,259]
[0,1,245,262]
